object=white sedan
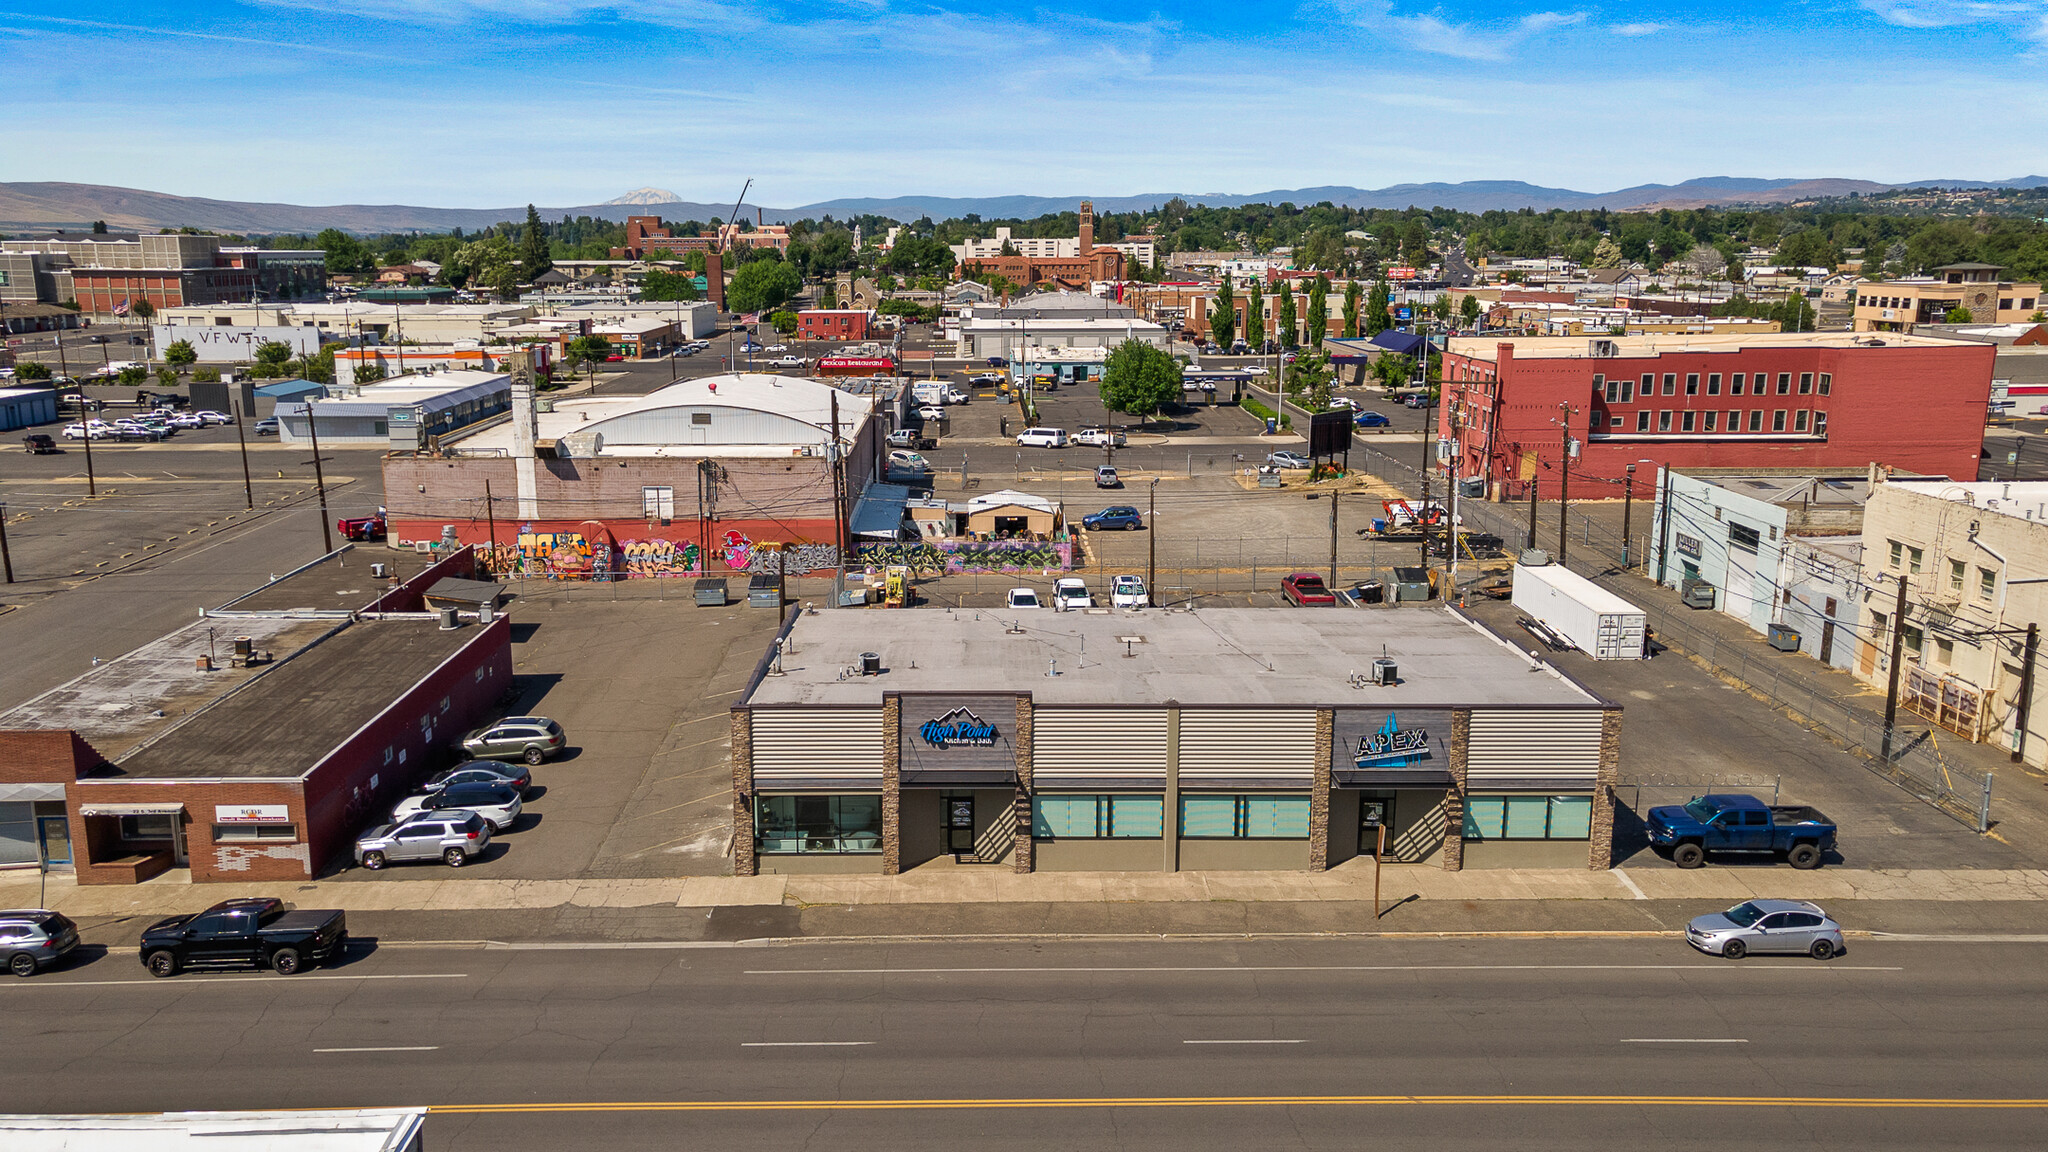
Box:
[1006,588,1042,609]
[1246,366,1269,375]
[765,344,788,352]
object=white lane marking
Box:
[315,1046,442,1053]
[745,965,1901,975]
[1183,1040,1306,1045]
[741,1041,876,1048]
[1611,869,1650,900]
[1620,1039,1750,1044]
[3,973,469,989]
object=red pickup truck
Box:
[337,515,386,541]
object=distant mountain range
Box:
[4,176,2044,236]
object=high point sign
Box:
[918,707,999,749]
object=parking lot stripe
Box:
[4,973,469,989]
[1619,1039,1748,1044]
[742,1042,875,1048]
[315,1046,442,1053]
[745,964,1899,976]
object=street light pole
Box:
[1621,462,1638,569]
[303,402,334,554]
[1147,477,1158,600]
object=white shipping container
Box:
[1511,562,1646,660]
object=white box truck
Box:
[1511,562,1646,659]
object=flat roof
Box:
[1885,479,2048,525]
[220,547,441,614]
[106,618,483,781]
[744,606,1601,709]
[453,372,873,457]
[1446,331,1976,360]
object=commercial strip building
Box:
[798,309,874,342]
[953,315,1168,361]
[0,232,325,312]
[156,302,537,345]
[732,607,1620,877]
[1437,332,1995,501]
[1853,477,2048,768]
[0,548,510,883]
[382,371,885,577]
[279,371,511,447]
[0,385,59,432]
[1853,264,2041,333]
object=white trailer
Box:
[1511,562,1646,660]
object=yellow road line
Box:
[428,1094,2048,1115]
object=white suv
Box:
[1053,578,1093,610]
[1110,574,1149,608]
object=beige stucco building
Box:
[1854,264,2042,333]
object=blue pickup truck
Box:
[1645,793,1837,870]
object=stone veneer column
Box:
[1309,709,1334,872]
[1013,695,1034,873]
[1589,707,1624,870]
[730,709,755,877]
[1162,705,1180,873]
[1441,710,1469,871]
[881,695,902,875]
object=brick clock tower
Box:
[1078,201,1095,254]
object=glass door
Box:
[945,796,975,855]
[38,817,72,868]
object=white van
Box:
[1016,427,1068,448]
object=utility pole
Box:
[1526,477,1538,552]
[2014,623,2039,765]
[1556,401,1576,567]
[1879,573,1910,762]
[0,502,14,584]
[1327,488,1339,592]
[304,402,334,554]
[1418,392,1433,568]
[1621,462,1638,569]
[1147,477,1158,600]
[233,400,254,509]
[484,479,499,572]
[830,391,848,562]
[60,338,94,497]
[1655,465,1673,584]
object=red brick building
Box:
[611,215,793,259]
[1438,333,1996,500]
[798,309,872,342]
[959,201,1124,289]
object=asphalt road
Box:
[5,936,2043,1148]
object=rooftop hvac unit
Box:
[1588,339,1620,358]
[1371,657,1399,686]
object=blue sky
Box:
[3,0,2045,208]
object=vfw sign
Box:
[153,325,325,363]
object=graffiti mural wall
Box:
[468,524,838,581]
[856,539,1073,576]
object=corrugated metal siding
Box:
[751,708,883,784]
[1465,709,1605,788]
[1032,710,1169,784]
[1178,709,1318,784]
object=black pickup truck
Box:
[138,898,348,977]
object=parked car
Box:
[887,449,932,474]
[916,405,948,422]
[1402,394,1430,409]
[1246,365,1269,375]
[1082,505,1144,531]
[1354,410,1392,427]
[968,373,1003,385]
[391,780,523,832]
[22,434,57,454]
[460,716,566,764]
[1267,450,1311,469]
[1006,587,1042,609]
[167,412,205,429]
[1281,572,1336,606]
[1110,574,1149,608]
[1053,577,1094,610]
[337,515,386,541]
[416,760,532,796]
[1016,427,1068,448]
[986,356,1009,367]
[253,417,279,435]
[886,429,923,449]
[0,909,80,977]
[1095,465,1121,489]
[62,421,114,440]
[942,387,968,405]
[1686,899,1845,960]
[1645,794,1838,869]
[195,410,234,425]
[765,344,788,352]
[772,355,804,367]
[138,898,348,977]
[1073,427,1126,448]
[356,811,494,870]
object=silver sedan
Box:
[1686,899,1844,960]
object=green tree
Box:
[1431,293,1453,325]
[1306,275,1329,348]
[726,260,802,313]
[254,340,294,366]
[769,310,799,335]
[1243,280,1265,350]
[640,269,701,301]
[1945,307,1973,323]
[1460,293,1481,327]
[1098,338,1184,426]
[163,338,197,366]
[1208,275,1236,349]
[1365,277,1392,336]
[521,204,553,282]
[91,219,108,234]
[315,228,372,274]
[563,334,613,385]
[1589,236,1623,269]
[130,299,156,322]
[1342,279,1362,338]
[354,363,387,385]
[156,365,180,388]
[1276,280,1298,349]
[190,366,220,383]
[116,365,148,387]
[16,361,51,380]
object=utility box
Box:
[1391,566,1432,602]
[1511,561,1646,659]
[693,578,728,607]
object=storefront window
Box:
[1031,795,1163,839]
[1462,795,1592,841]
[120,814,178,841]
[755,795,882,853]
[1179,795,1311,839]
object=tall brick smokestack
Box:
[707,249,726,312]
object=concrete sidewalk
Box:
[9,862,2048,920]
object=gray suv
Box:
[1,909,80,977]
[355,811,493,869]
[459,716,565,765]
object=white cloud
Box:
[1612,22,1665,35]
[1859,0,2048,41]
[1328,0,1587,61]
